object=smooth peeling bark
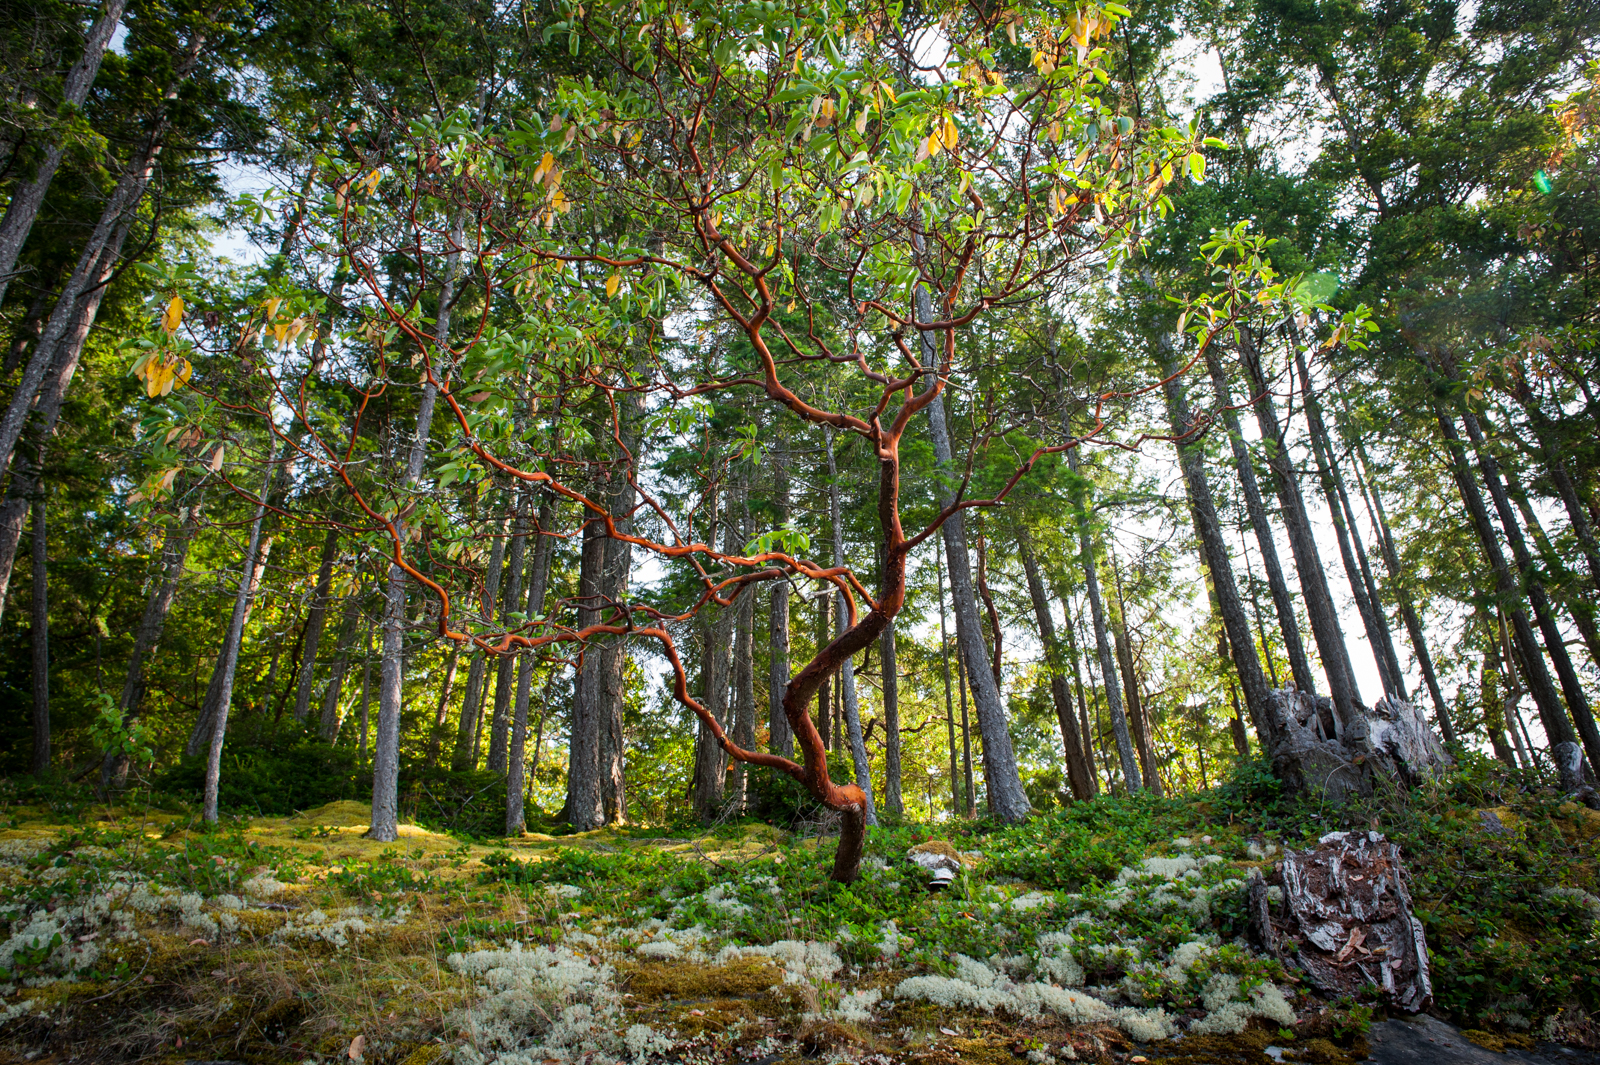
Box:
[1066,446,1143,790]
[1017,524,1095,800]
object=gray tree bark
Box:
[1204,343,1319,695]
[826,428,876,825]
[0,0,128,311]
[0,32,204,502]
[936,543,963,815]
[317,597,363,742]
[507,491,555,832]
[203,457,277,823]
[452,510,509,770]
[291,528,340,721]
[0,223,131,620]
[567,508,607,828]
[1458,411,1600,773]
[1296,348,1405,700]
[1350,442,1455,741]
[768,452,792,759]
[1017,524,1095,800]
[1435,411,1578,755]
[1240,332,1362,729]
[30,487,49,776]
[924,395,1030,821]
[488,492,530,774]
[370,215,468,842]
[103,495,202,788]
[1066,446,1143,791]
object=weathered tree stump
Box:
[1249,830,1433,1012]
[1268,689,1452,805]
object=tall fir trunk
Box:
[567,508,607,828]
[814,590,831,748]
[1055,579,1100,788]
[370,213,468,843]
[1067,446,1143,789]
[507,491,556,831]
[936,543,962,815]
[452,510,509,770]
[692,600,732,822]
[0,32,206,508]
[1457,410,1600,772]
[317,597,363,742]
[1516,390,1600,593]
[768,452,792,759]
[729,486,756,812]
[425,646,460,771]
[826,429,876,825]
[1204,345,1318,694]
[1017,525,1095,800]
[1350,442,1455,740]
[1435,411,1579,756]
[924,392,1030,820]
[1295,349,1405,699]
[30,488,49,776]
[1159,343,1279,748]
[203,458,277,823]
[1239,331,1362,728]
[103,496,202,788]
[0,0,127,311]
[0,226,130,620]
[600,437,638,824]
[488,493,531,774]
[291,529,341,721]
[1111,572,1162,795]
[1507,473,1600,671]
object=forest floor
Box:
[1,763,1598,1065]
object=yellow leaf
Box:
[855,107,869,135]
[628,128,643,147]
[161,296,185,333]
[926,131,942,157]
[363,169,381,194]
[942,115,958,150]
[262,297,282,321]
[605,273,620,298]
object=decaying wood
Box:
[1250,830,1433,1013]
[1268,689,1451,805]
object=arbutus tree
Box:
[130,0,1236,877]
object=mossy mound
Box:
[621,957,784,1001]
